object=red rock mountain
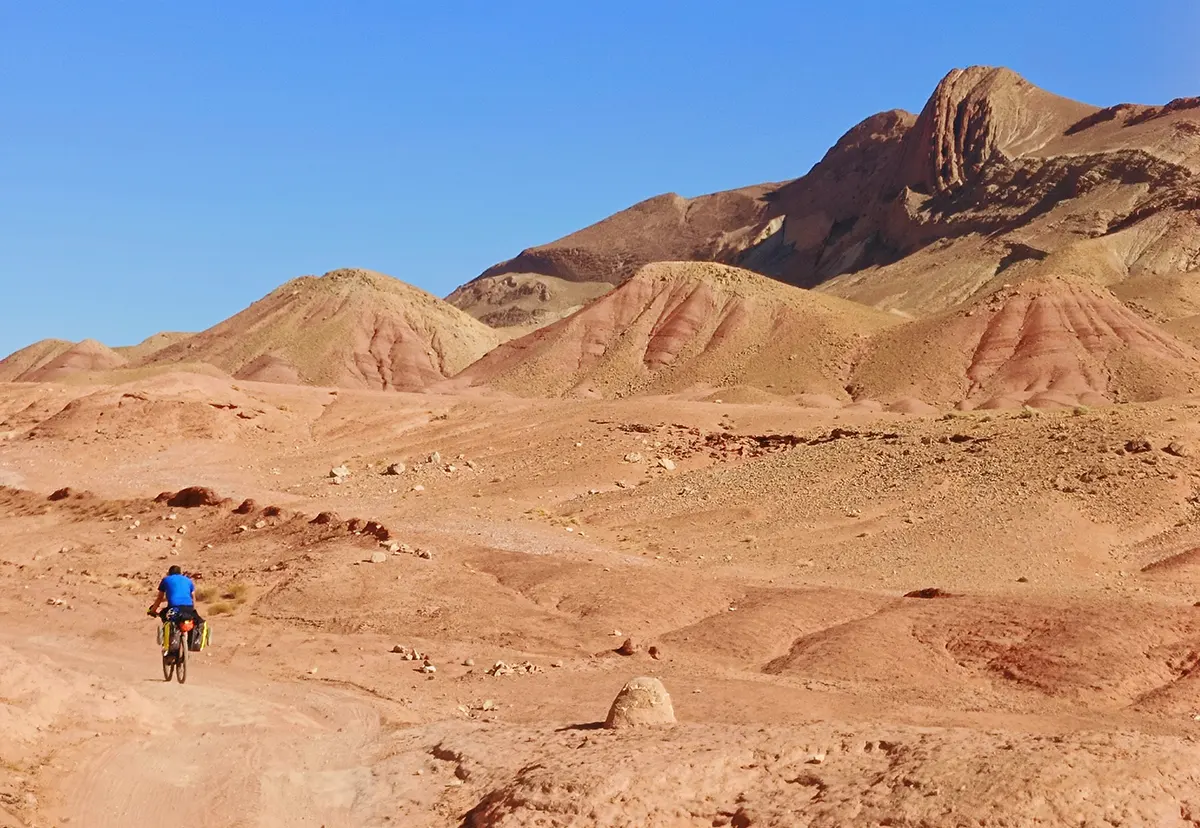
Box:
[450,66,1200,335]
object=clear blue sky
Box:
[2,1,1197,356]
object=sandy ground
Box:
[4,376,1200,827]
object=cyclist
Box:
[147,565,204,627]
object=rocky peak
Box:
[897,66,1097,195]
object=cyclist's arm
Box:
[148,589,166,615]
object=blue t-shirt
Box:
[158,573,195,607]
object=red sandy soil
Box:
[4,374,1200,826]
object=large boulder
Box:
[604,677,675,729]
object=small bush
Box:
[221,583,248,601]
[1018,406,1038,419]
[209,602,234,616]
[195,586,218,602]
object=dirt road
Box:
[1,620,396,828]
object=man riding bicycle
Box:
[147,565,204,626]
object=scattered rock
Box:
[411,484,425,493]
[1017,576,1029,583]
[176,526,187,535]
[262,505,284,518]
[1166,441,1192,458]
[417,549,432,560]
[1052,475,1077,493]
[487,660,542,676]
[616,638,638,656]
[657,457,676,471]
[383,541,401,553]
[233,498,257,514]
[550,659,564,668]
[604,676,676,729]
[648,645,661,660]
[363,521,390,540]
[384,462,406,475]
[369,552,388,564]
[167,486,223,508]
[1125,438,1152,454]
[904,587,952,599]
[623,452,644,463]
[253,519,267,530]
[463,658,475,667]
[391,645,427,660]
[428,451,442,465]
[329,465,350,479]
[311,511,340,525]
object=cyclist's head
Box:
[167,565,182,576]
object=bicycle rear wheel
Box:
[162,623,174,681]
[176,639,187,684]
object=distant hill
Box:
[142,268,499,390]
[0,339,75,381]
[447,185,780,330]
[0,339,127,382]
[114,332,194,363]
[451,261,897,399]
